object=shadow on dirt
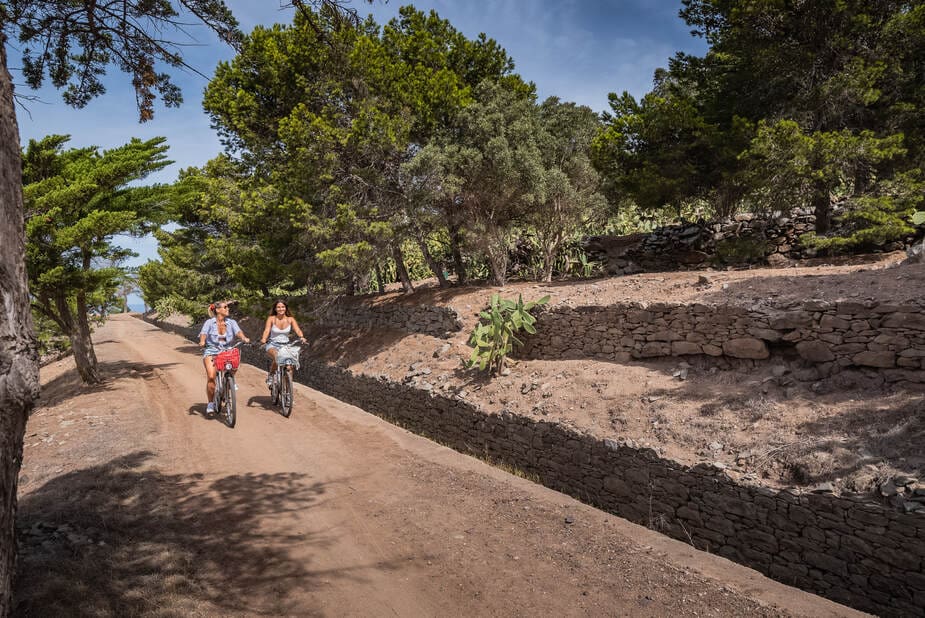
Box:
[643,367,925,488]
[38,360,180,410]
[13,451,368,615]
[243,393,304,418]
[788,399,925,484]
[695,260,921,307]
[176,343,202,355]
[186,403,238,426]
[306,326,414,367]
[244,393,278,412]
[317,278,561,317]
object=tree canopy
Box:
[594,0,925,241]
[144,4,567,305]
[23,135,172,383]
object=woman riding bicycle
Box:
[199,301,250,414]
[259,300,307,386]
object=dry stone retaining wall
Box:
[519,300,925,386]
[143,314,925,616]
[584,208,913,275]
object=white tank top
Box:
[269,323,291,343]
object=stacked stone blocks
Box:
[519,299,925,385]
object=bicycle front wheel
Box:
[224,374,237,428]
[280,370,293,418]
[212,373,223,416]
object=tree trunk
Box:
[486,226,508,286]
[74,290,101,384]
[542,245,556,283]
[486,247,507,286]
[414,235,448,288]
[374,263,385,294]
[448,221,466,285]
[53,291,100,385]
[812,181,831,234]
[0,38,40,617]
[392,245,414,295]
[68,330,101,384]
[854,167,870,196]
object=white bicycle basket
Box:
[277,345,300,370]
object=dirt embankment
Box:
[302,252,924,499]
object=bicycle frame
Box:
[270,344,300,417]
[211,342,242,428]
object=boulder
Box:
[796,341,835,363]
[769,311,813,330]
[671,341,703,356]
[722,338,769,359]
[853,351,896,368]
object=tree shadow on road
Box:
[38,360,180,410]
[14,451,358,615]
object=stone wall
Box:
[143,313,925,616]
[584,208,912,275]
[519,300,925,387]
[314,297,462,338]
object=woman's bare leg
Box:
[267,347,278,375]
[203,356,216,401]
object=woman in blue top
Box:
[259,299,307,386]
[198,301,250,414]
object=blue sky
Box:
[9,0,706,307]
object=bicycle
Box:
[268,342,301,418]
[212,342,243,428]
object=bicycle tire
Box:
[224,374,237,428]
[280,369,293,417]
[271,369,280,404]
[212,373,223,416]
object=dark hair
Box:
[269,299,292,317]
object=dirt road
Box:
[15,315,866,616]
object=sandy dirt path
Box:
[15,314,867,616]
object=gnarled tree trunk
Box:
[413,234,448,288]
[392,244,414,295]
[448,220,466,285]
[484,224,509,286]
[0,39,40,617]
[53,291,100,385]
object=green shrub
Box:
[153,295,200,323]
[467,293,549,375]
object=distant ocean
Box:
[126,293,147,313]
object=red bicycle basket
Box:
[214,347,240,370]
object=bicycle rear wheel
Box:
[224,374,237,428]
[280,369,293,417]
